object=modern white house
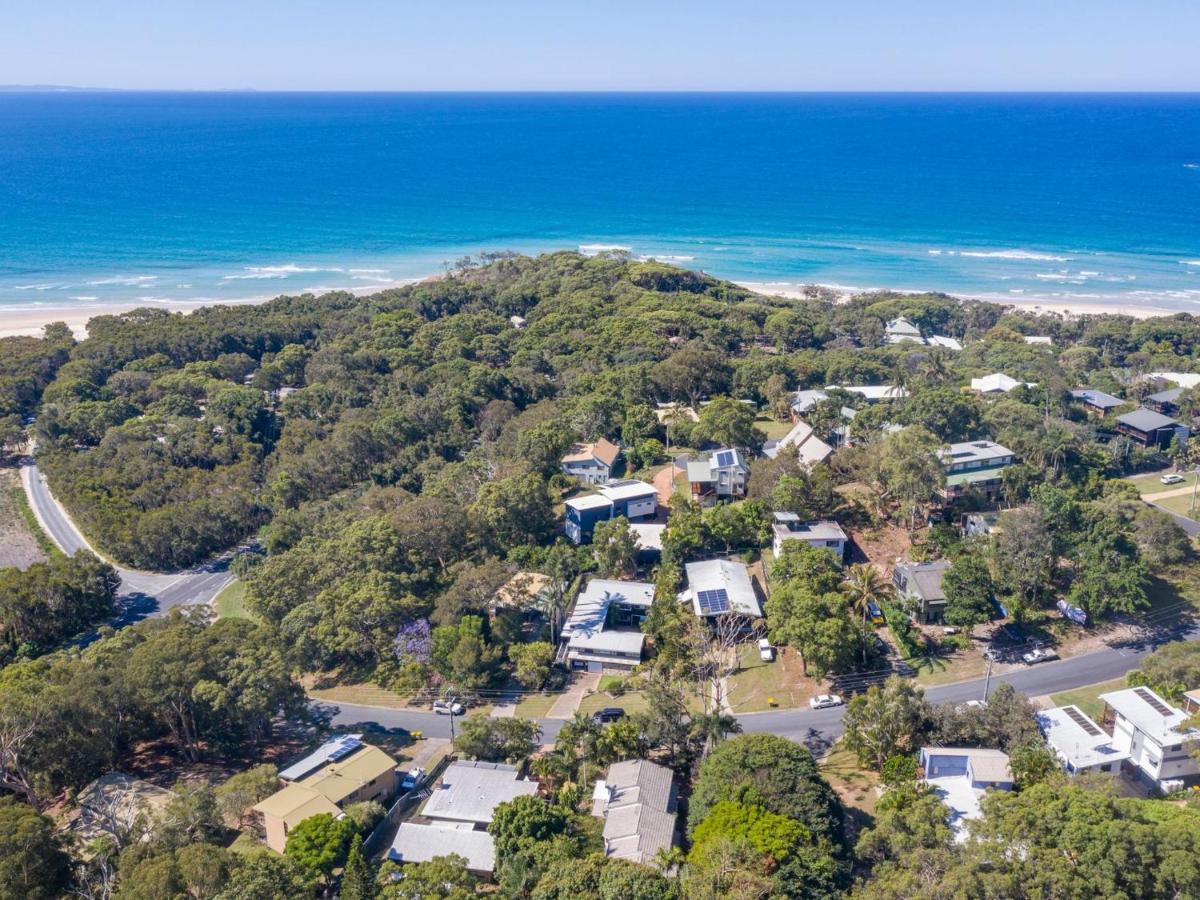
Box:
[772,512,847,564]
[561,438,622,485]
[1037,705,1130,777]
[884,317,962,351]
[919,747,1013,841]
[1099,687,1200,790]
[387,761,538,876]
[592,759,678,865]
[681,559,762,619]
[970,373,1034,394]
[560,579,654,671]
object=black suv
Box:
[592,707,625,724]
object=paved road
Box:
[1151,503,1200,536]
[20,459,232,623]
[321,620,1198,751]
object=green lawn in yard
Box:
[1050,677,1127,721]
[212,579,249,619]
[908,648,987,686]
[1127,471,1200,496]
[754,416,794,440]
[727,644,817,713]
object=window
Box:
[1100,764,1112,772]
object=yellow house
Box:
[253,735,398,853]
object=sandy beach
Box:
[0,276,1184,341]
[736,281,1179,320]
[0,279,423,340]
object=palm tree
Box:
[690,710,743,753]
[844,563,894,664]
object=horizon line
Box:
[5,86,1200,96]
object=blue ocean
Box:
[1,92,1199,315]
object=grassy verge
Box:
[577,689,649,717]
[754,416,793,440]
[514,692,559,718]
[1127,471,1199,496]
[212,579,250,619]
[1050,677,1127,721]
[8,480,59,557]
[908,648,988,686]
[1148,493,1200,519]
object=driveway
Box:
[20,459,233,623]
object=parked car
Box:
[432,699,464,715]
[1022,647,1059,665]
[400,767,424,791]
[809,693,844,710]
[866,602,885,626]
[758,638,776,662]
[942,626,959,635]
[1161,473,1185,485]
[592,707,625,724]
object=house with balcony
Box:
[772,513,847,564]
[1070,388,1125,417]
[561,438,622,485]
[938,440,1015,502]
[564,479,658,544]
[1099,686,1200,790]
[893,558,950,624]
[1037,705,1130,777]
[1115,408,1190,450]
[559,579,654,671]
[686,449,749,505]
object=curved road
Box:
[318,620,1199,753]
[20,459,232,625]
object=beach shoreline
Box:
[0,275,1182,340]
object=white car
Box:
[809,693,844,710]
[758,638,776,662]
[432,699,464,715]
[1021,648,1059,665]
[1161,473,1186,485]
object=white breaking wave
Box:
[87,274,158,286]
[68,295,100,301]
[349,267,389,274]
[958,249,1073,262]
[1180,260,1200,267]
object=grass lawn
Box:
[1050,677,1127,721]
[1147,493,1200,520]
[577,689,650,717]
[1127,470,1200,496]
[727,644,818,713]
[819,747,882,820]
[754,416,794,440]
[514,692,559,718]
[212,579,250,619]
[908,646,988,686]
[306,681,497,715]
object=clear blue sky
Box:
[5,0,1199,91]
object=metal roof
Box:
[593,760,677,865]
[1117,407,1180,432]
[279,734,364,782]
[422,761,538,825]
[684,559,761,617]
[1070,388,1124,409]
[1099,687,1199,746]
[389,823,497,873]
[1037,705,1130,770]
[562,579,655,641]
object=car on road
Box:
[400,767,424,791]
[592,707,625,724]
[1022,647,1059,665]
[432,699,464,715]
[809,693,844,710]
[1161,473,1186,485]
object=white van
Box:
[758,638,775,662]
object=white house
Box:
[561,438,621,485]
[885,317,924,344]
[772,512,847,564]
[681,559,762,619]
[387,761,538,876]
[1099,687,1200,790]
[919,747,1013,841]
[560,579,654,671]
[761,418,833,465]
[1037,705,1130,777]
[970,373,1035,394]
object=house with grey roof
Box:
[560,579,653,672]
[388,761,539,876]
[772,512,847,564]
[893,559,950,624]
[687,448,749,505]
[761,418,834,466]
[682,559,762,619]
[919,747,1013,841]
[1144,386,1185,417]
[1071,388,1125,416]
[592,759,678,865]
[1116,407,1190,449]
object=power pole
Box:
[982,656,993,702]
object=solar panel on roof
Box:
[1064,706,1103,737]
[715,451,735,467]
[328,736,363,761]
[697,588,730,614]
[1135,687,1174,716]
